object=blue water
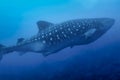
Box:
[0,0,120,80]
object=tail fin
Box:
[0,44,6,61]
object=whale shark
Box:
[0,18,115,60]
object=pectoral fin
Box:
[84,28,96,38]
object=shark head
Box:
[82,18,115,44]
[99,18,115,32]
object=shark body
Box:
[0,18,115,60]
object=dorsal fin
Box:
[17,38,24,44]
[37,21,53,32]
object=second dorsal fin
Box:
[17,38,25,44]
[37,21,54,32]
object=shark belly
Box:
[15,41,44,53]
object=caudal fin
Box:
[0,44,6,61]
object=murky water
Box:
[0,0,120,80]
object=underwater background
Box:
[0,0,120,80]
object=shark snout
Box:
[100,18,115,31]
[105,18,115,26]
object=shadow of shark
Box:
[0,18,115,60]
